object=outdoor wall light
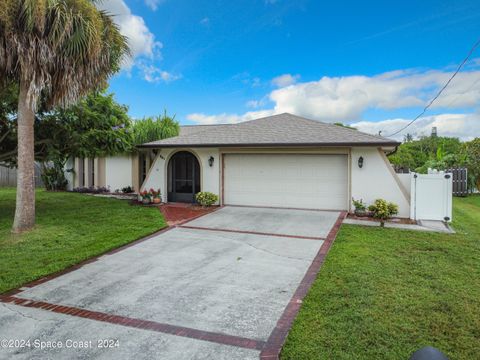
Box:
[208,156,214,167]
[358,156,364,168]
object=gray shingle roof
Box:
[139,113,399,148]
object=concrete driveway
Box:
[0,206,343,360]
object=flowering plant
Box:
[150,188,161,198]
[195,192,218,207]
[368,199,399,226]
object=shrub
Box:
[352,198,366,211]
[368,199,399,225]
[195,192,218,207]
[41,162,69,191]
[72,186,110,194]
[387,202,399,217]
[121,186,134,194]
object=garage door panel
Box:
[224,154,348,210]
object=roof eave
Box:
[137,141,401,149]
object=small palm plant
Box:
[0,0,130,232]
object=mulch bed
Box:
[347,213,417,225]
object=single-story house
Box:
[136,113,410,217]
[68,113,410,217]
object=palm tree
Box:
[0,0,130,232]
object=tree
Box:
[0,1,129,232]
[403,133,414,142]
[465,138,480,190]
[39,91,133,159]
[38,91,133,190]
[132,112,180,145]
[388,136,464,172]
[333,122,357,130]
[0,83,18,164]
[1,89,133,168]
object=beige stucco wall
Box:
[142,148,220,203]
[71,155,133,191]
[102,146,411,217]
[131,154,140,192]
[350,147,410,217]
[104,155,133,192]
[397,173,411,196]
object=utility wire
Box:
[382,37,480,138]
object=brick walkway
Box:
[158,203,219,226]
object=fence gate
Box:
[410,172,453,222]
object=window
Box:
[88,158,95,187]
[139,153,147,187]
[78,158,85,187]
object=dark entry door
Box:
[168,151,200,202]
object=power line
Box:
[382,37,480,138]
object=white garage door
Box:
[224,154,348,210]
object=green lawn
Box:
[0,188,166,294]
[282,196,480,360]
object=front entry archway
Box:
[167,151,201,203]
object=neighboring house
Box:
[136,113,411,217]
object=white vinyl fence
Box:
[410,171,453,222]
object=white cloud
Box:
[97,0,178,83]
[200,17,210,26]
[268,69,480,122]
[144,0,165,11]
[352,113,480,141]
[187,110,275,125]
[246,99,265,108]
[232,72,262,88]
[187,109,480,141]
[271,73,300,87]
[139,62,181,83]
[190,64,480,123]
[187,63,480,140]
[98,0,161,67]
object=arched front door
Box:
[167,151,201,203]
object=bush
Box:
[41,162,69,191]
[352,198,366,211]
[72,186,110,194]
[121,186,134,194]
[195,192,218,207]
[368,199,398,225]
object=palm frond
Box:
[0,0,131,111]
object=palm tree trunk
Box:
[12,82,36,233]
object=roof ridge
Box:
[325,122,393,142]
[283,113,394,142]
[141,112,399,147]
[180,123,234,128]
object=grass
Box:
[0,188,166,294]
[282,195,480,360]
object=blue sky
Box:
[101,0,480,140]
